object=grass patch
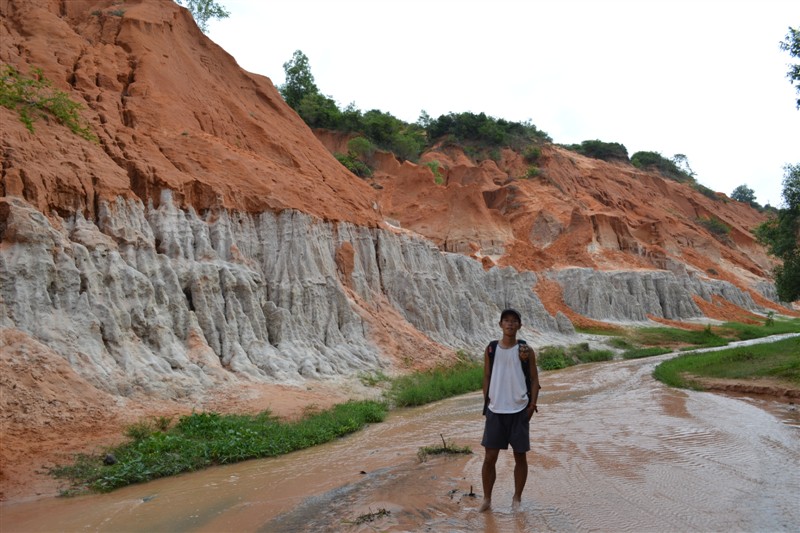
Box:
[653,337,800,390]
[622,347,672,359]
[50,400,386,493]
[358,370,390,387]
[629,325,729,348]
[575,325,623,336]
[417,434,472,462]
[717,317,800,341]
[389,354,483,407]
[538,343,613,369]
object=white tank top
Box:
[488,343,529,414]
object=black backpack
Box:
[482,339,532,415]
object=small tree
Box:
[175,0,229,33]
[671,154,695,178]
[280,50,319,110]
[731,184,756,204]
[780,26,800,109]
[755,163,800,301]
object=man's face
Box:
[500,316,521,334]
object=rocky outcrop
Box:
[0,194,576,398]
[547,267,763,322]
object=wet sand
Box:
[2,352,799,532]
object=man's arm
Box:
[527,349,541,416]
[482,345,491,413]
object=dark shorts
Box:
[481,408,530,453]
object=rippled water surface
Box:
[3,352,799,532]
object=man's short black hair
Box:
[500,308,522,323]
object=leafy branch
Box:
[0,64,97,142]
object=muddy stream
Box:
[3,346,799,532]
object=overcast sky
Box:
[208,0,798,207]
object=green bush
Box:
[335,152,372,177]
[347,136,375,159]
[567,139,629,162]
[631,151,692,182]
[0,64,97,141]
[426,112,551,149]
[523,145,542,163]
[576,348,614,363]
[692,183,720,200]
[537,346,572,370]
[697,215,731,236]
[425,160,444,185]
[296,92,342,129]
[525,165,541,178]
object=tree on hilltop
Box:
[780,26,800,109]
[756,164,800,302]
[280,50,324,110]
[175,0,229,33]
[731,184,756,204]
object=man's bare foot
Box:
[478,498,492,512]
[511,497,522,510]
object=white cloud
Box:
[208,0,799,207]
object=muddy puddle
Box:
[3,351,799,532]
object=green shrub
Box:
[425,160,444,185]
[537,346,572,370]
[576,348,614,363]
[0,64,97,141]
[425,112,551,149]
[525,165,541,178]
[697,215,731,236]
[335,152,372,177]
[631,151,692,182]
[693,183,721,200]
[606,337,634,350]
[567,139,629,162]
[347,136,375,159]
[523,145,542,163]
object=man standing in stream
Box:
[479,308,541,512]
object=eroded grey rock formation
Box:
[1,192,774,399]
[0,194,573,398]
[547,267,762,322]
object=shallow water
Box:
[3,350,799,532]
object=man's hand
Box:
[527,403,537,420]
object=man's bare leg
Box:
[479,448,500,512]
[512,451,528,508]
